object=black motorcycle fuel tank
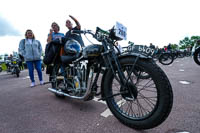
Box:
[82,44,104,58]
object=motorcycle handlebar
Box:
[71,30,94,35]
[71,27,110,42]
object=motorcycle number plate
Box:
[13,61,17,64]
[127,45,155,57]
[115,22,127,40]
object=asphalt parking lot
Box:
[0,57,199,133]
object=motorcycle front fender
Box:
[100,53,152,99]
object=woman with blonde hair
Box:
[47,22,64,43]
[18,29,43,87]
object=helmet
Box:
[64,39,82,55]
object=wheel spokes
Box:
[111,65,158,119]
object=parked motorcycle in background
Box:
[124,42,175,65]
[6,57,20,77]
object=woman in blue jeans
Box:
[18,29,43,87]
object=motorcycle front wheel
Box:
[193,47,200,65]
[102,57,173,130]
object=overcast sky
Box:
[0,0,200,55]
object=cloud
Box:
[0,15,21,36]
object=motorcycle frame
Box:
[48,30,151,101]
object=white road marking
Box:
[179,69,185,72]
[92,97,113,118]
[175,61,179,62]
[93,97,106,105]
[101,108,113,117]
[180,64,183,66]
[100,99,126,118]
[176,132,190,133]
[179,81,190,85]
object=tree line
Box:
[178,36,200,49]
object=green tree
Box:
[190,36,200,47]
[170,44,178,50]
[179,36,200,49]
[179,37,191,49]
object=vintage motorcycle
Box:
[46,23,173,130]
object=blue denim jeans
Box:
[26,60,43,82]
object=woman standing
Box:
[18,29,43,87]
[47,22,64,43]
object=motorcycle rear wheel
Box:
[159,53,174,65]
[16,68,20,77]
[51,64,65,98]
[103,57,173,130]
[16,72,19,77]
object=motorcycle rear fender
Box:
[100,53,151,99]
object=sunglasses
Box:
[27,32,33,34]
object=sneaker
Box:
[40,81,44,85]
[30,82,35,87]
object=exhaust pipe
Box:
[48,88,64,96]
[48,88,91,100]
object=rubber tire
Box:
[178,53,184,58]
[16,68,20,77]
[16,72,19,77]
[159,53,174,65]
[103,57,173,130]
[193,47,200,65]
